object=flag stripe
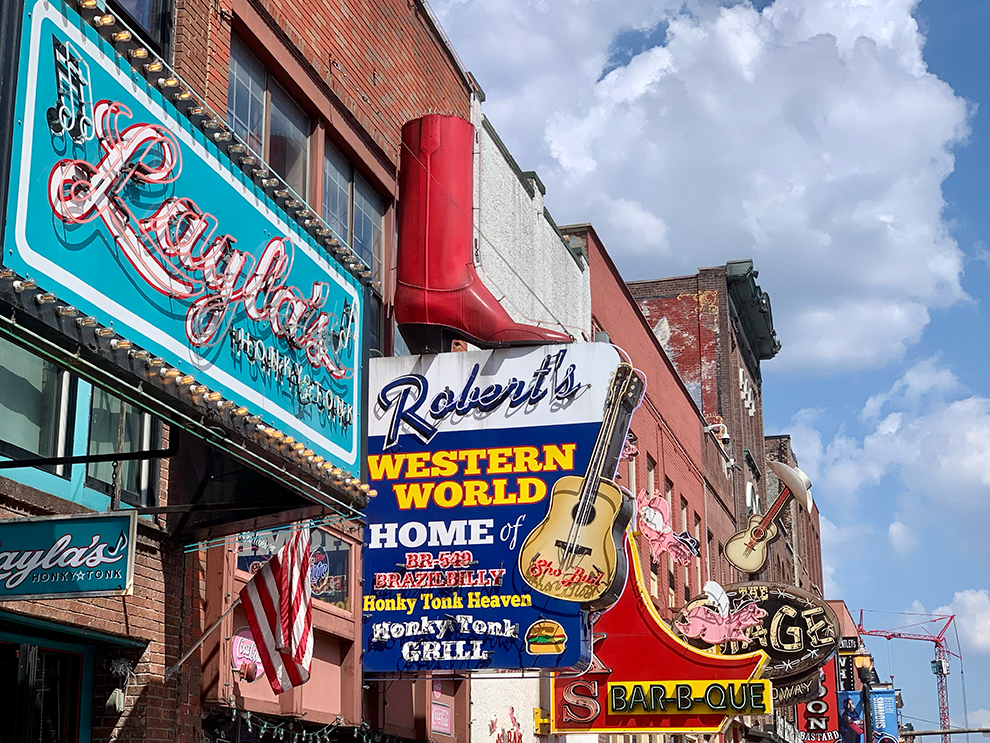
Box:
[239,526,313,695]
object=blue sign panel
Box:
[3,0,362,471]
[364,343,632,672]
[0,512,137,600]
[838,690,899,743]
[870,689,899,743]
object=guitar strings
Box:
[564,372,624,558]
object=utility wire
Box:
[953,622,970,743]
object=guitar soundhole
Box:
[571,504,597,526]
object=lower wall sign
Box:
[798,658,840,742]
[0,511,136,600]
[552,537,771,734]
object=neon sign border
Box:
[8,0,362,467]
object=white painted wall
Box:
[470,675,566,743]
[466,106,592,740]
[472,109,591,342]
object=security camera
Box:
[721,432,731,446]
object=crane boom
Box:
[857,611,956,743]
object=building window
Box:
[0,337,74,475]
[665,478,674,575]
[323,138,387,355]
[393,319,411,357]
[238,529,351,610]
[86,388,161,507]
[694,515,702,592]
[353,173,385,273]
[746,481,760,516]
[367,294,382,357]
[681,499,689,599]
[322,139,385,281]
[111,0,172,51]
[323,141,350,242]
[646,455,656,495]
[227,37,311,199]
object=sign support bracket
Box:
[166,597,241,681]
[0,443,178,470]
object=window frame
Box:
[0,337,77,479]
[227,36,313,201]
[84,389,162,508]
[322,136,388,355]
[680,498,689,599]
[108,0,173,56]
[322,137,386,281]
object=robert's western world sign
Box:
[2,0,362,471]
[364,343,630,672]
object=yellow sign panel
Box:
[607,679,773,716]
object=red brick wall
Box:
[765,435,824,595]
[172,0,473,169]
[630,270,773,556]
[571,225,739,617]
[0,477,197,743]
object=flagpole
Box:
[166,598,241,680]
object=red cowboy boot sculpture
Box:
[396,114,572,353]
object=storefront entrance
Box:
[0,634,93,743]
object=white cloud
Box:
[785,357,990,517]
[820,515,873,597]
[888,520,917,554]
[935,590,990,654]
[440,0,970,371]
[967,709,990,728]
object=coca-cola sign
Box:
[2,1,362,472]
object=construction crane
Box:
[857,611,957,743]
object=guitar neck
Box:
[575,367,643,508]
[754,487,792,531]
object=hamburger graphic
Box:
[525,620,567,654]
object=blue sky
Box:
[434,0,990,732]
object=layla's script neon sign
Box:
[47,100,351,378]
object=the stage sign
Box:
[774,668,822,708]
[674,582,839,680]
[363,343,636,672]
[0,512,136,600]
[2,0,362,472]
[551,538,770,734]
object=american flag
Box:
[240,526,314,695]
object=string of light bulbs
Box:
[182,514,360,554]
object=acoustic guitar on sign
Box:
[518,362,645,609]
[724,459,813,574]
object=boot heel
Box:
[398,324,465,354]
